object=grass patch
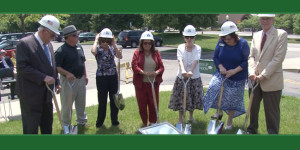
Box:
[1,91,299,135]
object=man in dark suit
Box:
[0,49,16,99]
[16,15,61,134]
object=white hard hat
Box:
[100,28,113,38]
[38,15,60,35]
[140,31,154,41]
[219,21,238,36]
[183,25,197,36]
[258,14,275,18]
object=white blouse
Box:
[177,43,201,79]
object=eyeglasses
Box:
[143,42,152,45]
[184,36,195,39]
[101,39,112,44]
[260,17,273,21]
[45,28,56,38]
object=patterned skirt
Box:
[202,72,246,118]
[168,77,204,111]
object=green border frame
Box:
[1,0,300,13]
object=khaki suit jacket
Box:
[248,26,288,92]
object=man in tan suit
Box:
[247,14,288,134]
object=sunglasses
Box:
[101,39,112,44]
[184,36,195,39]
[71,34,79,37]
[143,42,152,45]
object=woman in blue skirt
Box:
[202,21,250,130]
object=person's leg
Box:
[135,83,148,126]
[19,101,41,134]
[40,101,53,134]
[247,84,263,134]
[96,76,108,127]
[10,82,16,99]
[262,90,281,134]
[60,76,72,126]
[225,110,235,129]
[74,77,87,126]
[189,111,194,122]
[108,75,119,126]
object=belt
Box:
[76,76,82,79]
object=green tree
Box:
[24,14,43,32]
[143,14,173,32]
[90,14,143,33]
[0,14,68,33]
[238,15,260,37]
[144,14,218,34]
[274,14,294,33]
[293,14,300,34]
[67,14,92,32]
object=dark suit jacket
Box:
[16,35,59,108]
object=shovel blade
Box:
[70,125,78,134]
[207,120,224,134]
[175,123,192,134]
[237,129,248,135]
[63,125,70,134]
[63,125,78,134]
[139,122,183,134]
[183,124,192,134]
[175,123,182,131]
[114,93,125,110]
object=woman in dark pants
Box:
[91,28,122,128]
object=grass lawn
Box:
[1,90,299,135]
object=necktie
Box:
[43,44,51,64]
[260,33,267,51]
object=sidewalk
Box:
[0,84,174,123]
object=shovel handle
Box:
[147,76,159,123]
[117,48,122,92]
[216,78,226,123]
[182,77,190,128]
[45,83,64,131]
[243,82,259,131]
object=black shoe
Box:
[246,129,257,134]
[8,95,18,100]
[96,122,103,128]
[112,121,120,127]
[78,123,90,127]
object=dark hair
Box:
[220,32,239,43]
[139,40,156,53]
